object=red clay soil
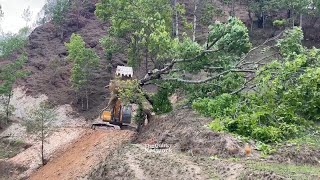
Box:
[30,129,135,180]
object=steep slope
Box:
[16,0,121,119]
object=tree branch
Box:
[237,52,279,68]
[161,70,230,84]
[173,34,225,63]
[236,31,284,67]
[230,76,256,95]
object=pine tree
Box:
[65,33,99,110]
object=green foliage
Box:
[151,88,173,114]
[96,0,174,68]
[256,142,276,155]
[0,30,28,58]
[117,80,145,105]
[0,102,14,124]
[276,0,311,14]
[200,3,218,26]
[0,139,27,159]
[100,35,121,62]
[95,1,252,119]
[0,30,28,127]
[273,19,286,27]
[134,103,145,124]
[65,33,99,93]
[24,101,56,165]
[0,55,28,126]
[0,55,28,95]
[277,27,304,58]
[209,18,251,55]
[193,93,238,117]
[24,101,57,134]
[46,0,70,26]
[180,72,245,101]
[193,28,320,144]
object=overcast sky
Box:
[0,0,46,33]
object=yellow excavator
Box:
[91,66,133,130]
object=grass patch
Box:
[287,132,320,149]
[0,139,29,159]
[245,161,320,180]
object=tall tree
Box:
[140,17,252,89]
[44,0,70,40]
[173,0,179,37]
[0,30,28,58]
[65,33,99,110]
[192,0,199,42]
[0,55,27,127]
[96,0,173,72]
[277,0,310,27]
[21,7,33,27]
[0,4,3,20]
[24,101,56,165]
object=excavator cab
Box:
[101,98,132,127]
[92,66,133,129]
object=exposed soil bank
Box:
[30,129,135,180]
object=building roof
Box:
[115,66,133,77]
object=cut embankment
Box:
[30,129,135,180]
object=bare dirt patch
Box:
[137,108,247,158]
[30,129,135,180]
[89,144,218,180]
[270,145,320,165]
[89,143,320,180]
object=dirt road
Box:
[30,129,135,180]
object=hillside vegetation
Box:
[0,0,320,179]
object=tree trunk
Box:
[248,10,253,31]
[231,0,235,17]
[299,14,303,28]
[174,0,179,37]
[5,93,11,125]
[41,116,45,166]
[171,0,176,37]
[192,0,198,42]
[81,97,84,110]
[60,26,64,41]
[292,10,294,27]
[145,48,149,73]
[262,13,265,29]
[86,90,89,110]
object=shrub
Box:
[273,19,286,28]
[193,28,320,143]
[152,88,173,114]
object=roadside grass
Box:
[245,161,320,180]
[287,129,320,149]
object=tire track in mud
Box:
[30,129,135,180]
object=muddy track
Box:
[30,129,135,180]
